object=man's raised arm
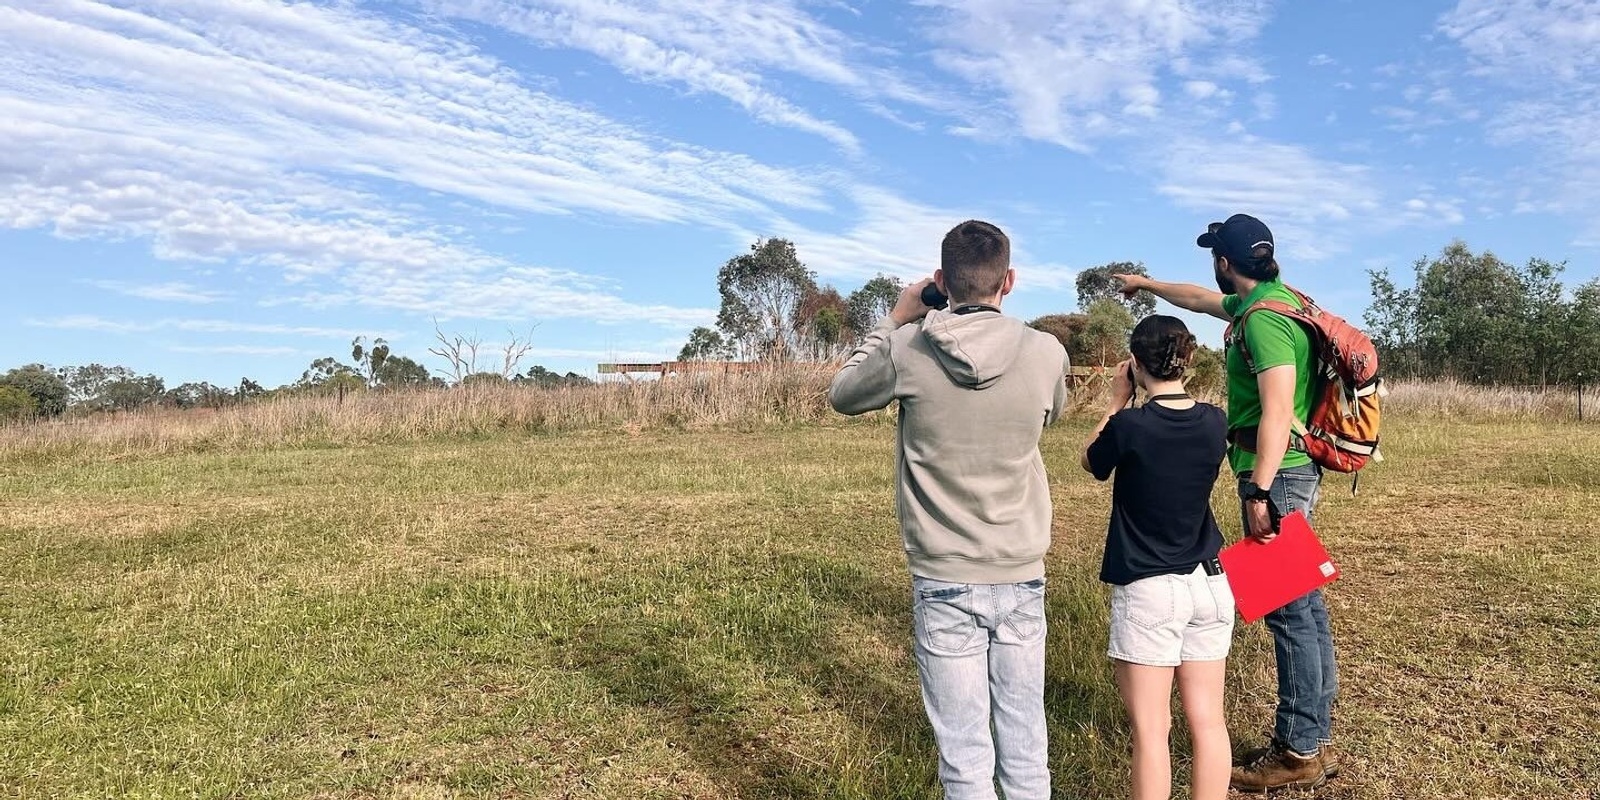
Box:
[829,278,932,415]
[1113,274,1230,321]
[828,317,899,415]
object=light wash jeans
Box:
[911,576,1049,800]
[1238,463,1338,757]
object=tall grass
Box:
[0,369,1587,461]
[0,368,844,460]
[1382,378,1586,419]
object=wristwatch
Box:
[1244,485,1273,503]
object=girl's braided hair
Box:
[1129,315,1197,381]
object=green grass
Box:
[1,416,1596,798]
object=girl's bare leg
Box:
[1115,661,1175,800]
[1176,658,1231,800]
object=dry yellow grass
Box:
[1,376,1596,798]
[1,369,1586,462]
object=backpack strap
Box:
[1227,292,1316,453]
[1227,297,1307,376]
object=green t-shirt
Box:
[1220,279,1317,475]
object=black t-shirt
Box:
[1085,401,1228,585]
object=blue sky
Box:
[3,0,1598,387]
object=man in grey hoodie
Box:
[829,220,1070,800]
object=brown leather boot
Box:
[1320,743,1341,779]
[1234,740,1272,767]
[1230,742,1326,793]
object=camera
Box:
[920,282,949,310]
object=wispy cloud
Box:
[27,315,384,339]
[168,344,309,357]
[421,0,949,153]
[1439,0,1600,242]
[1440,0,1600,80]
[0,0,835,326]
[86,280,231,304]
[268,265,717,329]
[916,0,1274,150]
[1154,137,1381,260]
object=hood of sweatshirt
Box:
[918,309,1026,389]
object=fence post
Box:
[1579,374,1585,421]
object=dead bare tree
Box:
[428,317,482,384]
[500,325,538,379]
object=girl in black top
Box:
[1079,315,1234,800]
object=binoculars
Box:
[920,282,949,310]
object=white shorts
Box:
[1108,564,1236,667]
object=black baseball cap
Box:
[1195,214,1274,273]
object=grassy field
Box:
[1,393,1597,798]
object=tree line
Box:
[6,237,1592,423]
[685,236,1600,392]
[0,327,592,423]
[1365,241,1600,386]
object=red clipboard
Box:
[1219,510,1340,623]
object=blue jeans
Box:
[1238,463,1338,756]
[911,576,1049,800]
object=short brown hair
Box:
[940,220,1010,302]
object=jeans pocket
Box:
[915,585,980,655]
[1207,574,1237,623]
[1003,581,1046,643]
[1276,469,1322,517]
[1116,579,1176,630]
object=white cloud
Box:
[1184,81,1224,100]
[27,316,385,338]
[86,280,230,304]
[1400,195,1466,225]
[0,0,841,329]
[1308,54,1336,67]
[915,0,1274,149]
[1253,92,1278,120]
[169,345,309,357]
[269,265,717,329]
[1154,138,1381,260]
[423,0,878,153]
[420,0,973,152]
[1439,0,1600,241]
[1440,0,1600,80]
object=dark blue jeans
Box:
[1238,463,1337,756]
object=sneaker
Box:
[1319,743,1341,779]
[1230,742,1326,793]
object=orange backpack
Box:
[1226,286,1386,478]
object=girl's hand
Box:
[1109,359,1135,410]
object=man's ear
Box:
[933,268,946,294]
[1000,268,1016,297]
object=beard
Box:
[1213,265,1238,295]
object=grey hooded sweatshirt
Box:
[829,308,1070,584]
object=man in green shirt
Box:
[1114,214,1339,792]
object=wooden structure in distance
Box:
[598,361,1126,387]
[597,361,772,380]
